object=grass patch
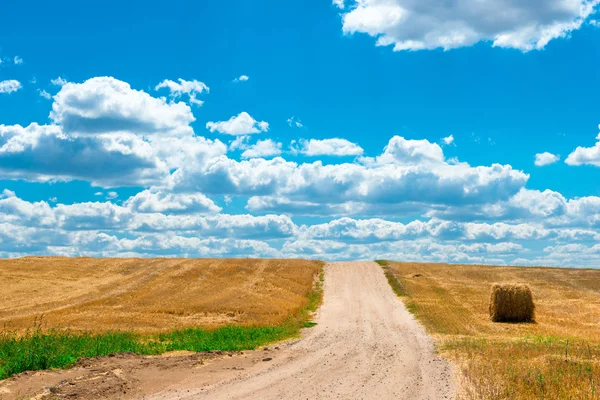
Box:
[0,264,325,381]
[376,259,409,297]
[385,261,600,399]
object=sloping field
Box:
[0,257,322,333]
[383,261,600,399]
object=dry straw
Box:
[489,283,535,323]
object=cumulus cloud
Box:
[229,135,251,151]
[566,132,600,166]
[287,117,303,128]
[124,189,221,214]
[0,190,294,240]
[442,135,454,146]
[535,152,560,166]
[38,89,52,100]
[206,112,269,135]
[364,135,445,165]
[0,123,165,186]
[52,77,195,137]
[233,75,249,82]
[1,187,599,265]
[241,139,282,158]
[155,78,209,106]
[13,56,23,65]
[333,0,345,8]
[281,237,518,264]
[51,77,67,86]
[427,188,600,232]
[0,80,22,94]
[2,74,599,266]
[177,136,528,217]
[339,0,600,52]
[292,138,364,156]
[0,77,226,187]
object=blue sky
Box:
[1,0,600,266]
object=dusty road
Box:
[149,261,454,400]
[1,261,454,399]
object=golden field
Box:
[0,257,323,334]
[383,261,600,399]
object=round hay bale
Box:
[489,283,535,323]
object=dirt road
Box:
[149,261,454,399]
[1,261,454,399]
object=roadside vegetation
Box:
[0,258,324,380]
[381,260,600,399]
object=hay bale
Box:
[489,283,535,323]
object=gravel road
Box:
[150,261,455,399]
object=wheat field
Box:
[384,261,600,399]
[0,257,323,334]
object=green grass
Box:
[0,324,297,380]
[376,259,409,297]
[0,266,325,381]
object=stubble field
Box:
[0,257,322,333]
[0,257,323,381]
[380,260,600,399]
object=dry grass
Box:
[0,257,323,334]
[385,261,600,399]
[489,283,535,323]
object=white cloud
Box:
[566,131,600,166]
[51,77,67,86]
[535,152,560,166]
[229,135,251,151]
[155,78,209,107]
[340,0,600,52]
[183,136,529,214]
[206,112,269,136]
[241,139,282,158]
[1,74,598,266]
[0,77,226,187]
[442,135,454,146]
[287,117,303,128]
[280,237,520,264]
[292,138,364,156]
[38,89,52,100]
[233,75,249,82]
[0,123,166,186]
[366,136,445,165]
[51,77,196,137]
[0,80,22,94]
[1,187,600,266]
[333,0,345,8]
[124,189,221,214]
[13,56,23,65]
